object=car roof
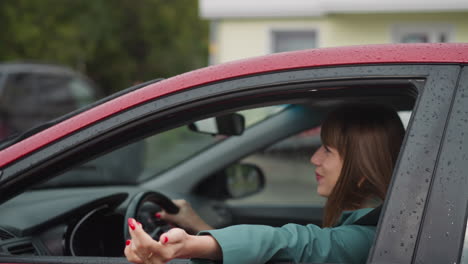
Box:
[1,43,468,167]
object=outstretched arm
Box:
[201,223,375,264]
[124,218,221,264]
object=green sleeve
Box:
[199,224,375,264]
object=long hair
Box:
[320,104,405,227]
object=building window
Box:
[392,24,453,43]
[271,30,317,53]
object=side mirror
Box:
[194,163,265,200]
[188,113,245,136]
[225,163,264,199]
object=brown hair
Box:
[320,104,405,227]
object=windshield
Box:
[35,105,286,188]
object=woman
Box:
[124,104,406,264]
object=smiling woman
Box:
[318,104,405,227]
[311,145,342,198]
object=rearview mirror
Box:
[188,113,245,136]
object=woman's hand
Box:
[156,199,213,234]
[125,218,189,264]
[125,218,222,264]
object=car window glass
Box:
[239,105,287,128]
[2,73,38,135]
[398,110,411,128]
[38,126,223,188]
[35,74,79,110]
[1,73,88,140]
[68,78,96,107]
[228,127,326,206]
[35,106,287,188]
[462,220,468,264]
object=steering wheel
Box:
[124,191,179,242]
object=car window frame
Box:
[410,66,468,263]
[368,65,461,264]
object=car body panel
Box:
[368,65,461,263]
[2,43,468,167]
[412,67,468,263]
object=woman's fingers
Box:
[159,228,187,245]
[125,220,193,264]
[124,242,144,264]
[173,199,189,207]
[128,218,160,262]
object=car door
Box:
[187,64,460,235]
[0,63,462,264]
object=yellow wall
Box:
[214,12,468,63]
[217,18,324,63]
[324,13,468,46]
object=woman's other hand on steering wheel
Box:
[156,199,213,234]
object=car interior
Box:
[0,78,418,263]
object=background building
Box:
[199,0,468,64]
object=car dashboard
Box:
[0,187,188,258]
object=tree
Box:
[0,0,209,94]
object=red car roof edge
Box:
[1,43,468,167]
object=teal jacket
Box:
[199,208,375,264]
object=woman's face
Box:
[310,145,343,197]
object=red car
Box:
[0,43,467,264]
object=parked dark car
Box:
[0,62,101,140]
[0,43,467,264]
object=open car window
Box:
[35,106,288,188]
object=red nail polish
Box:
[164,236,168,243]
[126,240,131,246]
[128,218,136,230]
[155,213,161,219]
